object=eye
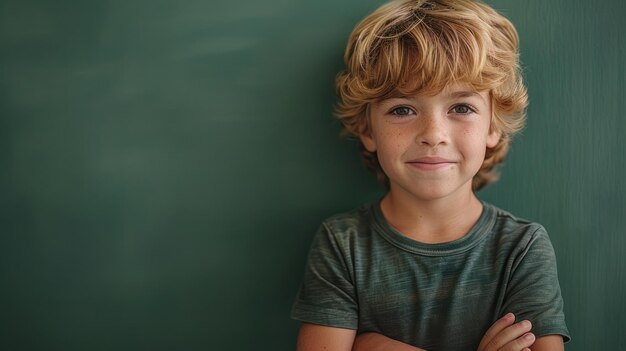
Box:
[389,106,416,116]
[450,104,476,114]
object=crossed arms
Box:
[296,313,564,351]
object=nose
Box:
[417,114,449,146]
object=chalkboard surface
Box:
[1,0,624,350]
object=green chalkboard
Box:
[1,0,624,350]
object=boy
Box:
[291,0,570,350]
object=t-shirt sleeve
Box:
[290,222,358,329]
[500,225,571,343]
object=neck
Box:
[380,186,484,244]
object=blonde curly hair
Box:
[335,0,528,190]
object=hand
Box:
[477,313,535,351]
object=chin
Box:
[399,185,458,201]
[392,178,473,202]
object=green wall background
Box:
[1,0,624,350]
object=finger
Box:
[500,332,535,351]
[477,313,515,351]
[482,320,533,351]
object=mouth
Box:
[406,157,456,171]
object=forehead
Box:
[379,82,490,103]
[429,83,488,100]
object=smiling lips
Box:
[407,156,457,171]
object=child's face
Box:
[360,82,501,202]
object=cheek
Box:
[378,129,409,153]
[460,129,488,158]
[373,129,410,171]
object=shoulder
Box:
[305,201,379,260]
[487,203,549,239]
[319,202,376,239]
[483,203,560,279]
[484,203,554,255]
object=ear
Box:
[358,108,378,152]
[486,126,501,148]
[485,92,501,149]
[359,130,377,152]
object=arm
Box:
[296,323,426,351]
[296,323,356,351]
[353,333,425,351]
[295,317,562,351]
[352,313,537,351]
[530,335,564,351]
[501,227,570,344]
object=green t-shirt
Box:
[291,200,570,350]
